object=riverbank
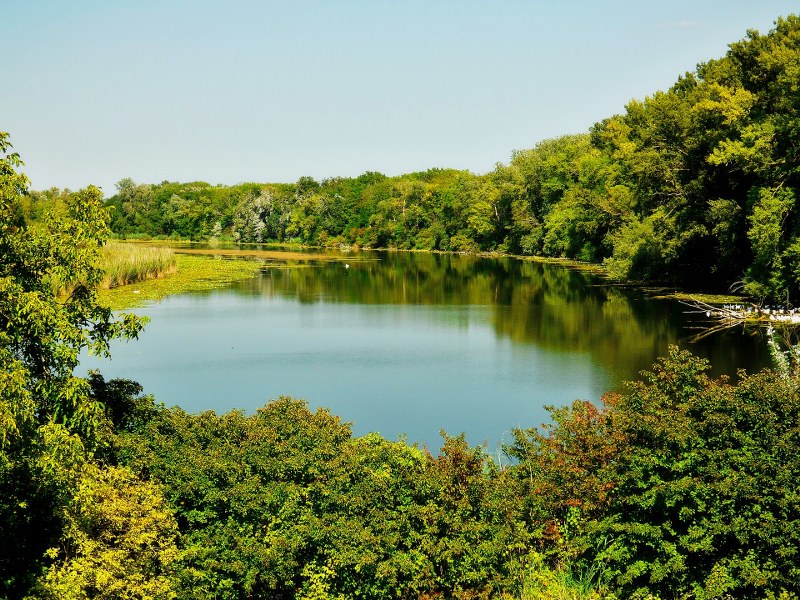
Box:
[99,252,263,310]
[100,240,751,312]
[99,241,178,289]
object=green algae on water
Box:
[99,254,262,310]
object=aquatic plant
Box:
[98,242,177,289]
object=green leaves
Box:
[503,346,800,597]
[1,133,149,596]
[112,397,529,598]
[596,348,800,598]
[31,464,180,600]
[744,186,796,299]
[1,176,145,444]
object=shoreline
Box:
[103,239,750,311]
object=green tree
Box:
[231,189,290,243]
[507,398,622,554]
[31,464,180,600]
[743,186,796,299]
[114,396,531,599]
[596,348,800,598]
[116,178,158,234]
[0,132,145,596]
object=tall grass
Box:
[515,553,616,600]
[98,242,177,289]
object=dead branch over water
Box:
[681,298,800,342]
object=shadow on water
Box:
[229,249,771,384]
[86,245,772,448]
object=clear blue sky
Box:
[3,1,798,196]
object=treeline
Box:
[4,155,800,599]
[3,131,800,599]
[86,15,800,302]
[6,14,800,599]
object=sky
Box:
[3,1,799,196]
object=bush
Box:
[113,398,531,599]
[596,348,800,598]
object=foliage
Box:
[594,348,800,598]
[94,15,800,302]
[766,325,800,382]
[507,398,622,559]
[504,346,800,599]
[0,132,148,596]
[30,464,180,600]
[518,551,615,600]
[113,397,531,599]
[102,344,800,599]
[742,186,796,300]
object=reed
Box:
[99,253,262,310]
[98,242,177,289]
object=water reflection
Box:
[230,250,770,383]
[84,247,771,449]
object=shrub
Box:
[596,348,800,598]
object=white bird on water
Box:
[345,263,350,269]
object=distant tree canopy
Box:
[84,16,800,302]
[5,15,800,597]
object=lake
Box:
[82,248,771,450]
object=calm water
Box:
[82,249,771,449]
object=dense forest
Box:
[56,15,798,303]
[4,156,800,597]
[3,14,800,600]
